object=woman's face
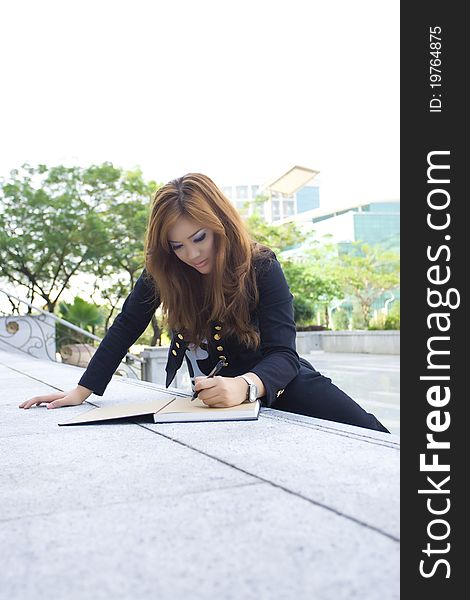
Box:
[167,216,215,274]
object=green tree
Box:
[245,210,306,253]
[84,166,159,340]
[0,163,146,312]
[246,215,343,327]
[88,166,157,288]
[332,243,400,328]
[0,163,159,320]
[280,257,342,327]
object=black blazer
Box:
[78,251,300,407]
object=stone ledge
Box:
[296,330,400,354]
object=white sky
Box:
[0,0,399,208]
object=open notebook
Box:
[58,392,260,426]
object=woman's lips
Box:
[193,259,207,268]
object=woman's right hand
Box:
[19,385,93,410]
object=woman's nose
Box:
[187,245,200,260]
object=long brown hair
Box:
[144,173,266,348]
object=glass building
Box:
[311,202,400,252]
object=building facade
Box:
[279,200,400,253]
[220,182,320,223]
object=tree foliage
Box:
[84,166,159,331]
[58,296,105,332]
[245,213,400,329]
[56,296,105,345]
[246,211,306,253]
[0,163,157,314]
[280,258,342,326]
[246,214,343,326]
[87,166,157,288]
[332,243,400,327]
[1,164,400,336]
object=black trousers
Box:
[270,358,390,433]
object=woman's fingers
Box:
[193,377,218,393]
[199,391,237,407]
[197,387,227,405]
[19,391,66,409]
[46,395,82,409]
[19,387,89,411]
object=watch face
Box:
[249,384,257,402]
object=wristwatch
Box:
[238,374,258,403]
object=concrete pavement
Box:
[1,349,400,600]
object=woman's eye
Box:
[194,233,206,243]
[171,244,183,251]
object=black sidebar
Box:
[401,3,465,598]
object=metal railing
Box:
[0,289,143,379]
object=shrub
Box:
[331,308,350,330]
[368,313,386,330]
[384,313,400,330]
[351,306,367,330]
[385,300,400,330]
[293,297,316,326]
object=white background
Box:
[0,0,399,206]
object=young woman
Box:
[20,173,389,433]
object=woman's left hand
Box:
[193,376,247,407]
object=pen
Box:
[191,359,226,401]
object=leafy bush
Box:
[293,296,316,326]
[385,300,400,329]
[351,306,367,330]
[331,308,350,331]
[384,314,400,329]
[367,300,400,330]
[56,296,105,347]
[368,313,386,330]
